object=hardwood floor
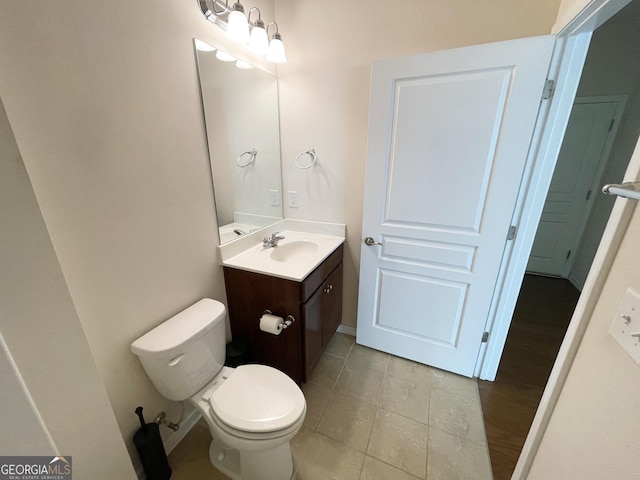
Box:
[478,274,580,480]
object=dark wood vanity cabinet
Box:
[223,244,343,385]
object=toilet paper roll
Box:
[259,313,284,335]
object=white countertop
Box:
[219,220,346,282]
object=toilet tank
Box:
[131,299,227,401]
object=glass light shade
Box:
[248,26,269,55]
[266,38,287,64]
[194,39,215,52]
[226,10,250,44]
[236,60,255,69]
[216,50,236,62]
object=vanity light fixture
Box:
[265,21,287,64]
[247,8,269,55]
[194,39,216,52]
[236,59,255,69]
[216,50,236,62]
[226,1,250,44]
[198,0,287,64]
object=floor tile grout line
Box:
[358,454,424,480]
[306,337,354,435]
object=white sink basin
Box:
[268,240,320,262]
[222,230,344,281]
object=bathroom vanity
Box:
[220,226,345,384]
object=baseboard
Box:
[337,324,357,337]
[567,273,584,292]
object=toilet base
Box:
[209,439,293,480]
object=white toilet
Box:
[131,298,306,480]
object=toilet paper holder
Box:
[263,309,295,329]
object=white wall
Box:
[0,97,136,478]
[569,0,640,287]
[274,0,562,327]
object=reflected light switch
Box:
[609,288,640,366]
[270,190,280,207]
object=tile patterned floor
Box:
[168,333,493,480]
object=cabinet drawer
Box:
[301,244,344,301]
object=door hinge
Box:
[482,332,489,343]
[541,79,555,101]
[586,189,592,201]
[507,225,517,241]
[608,118,615,132]
[566,250,572,260]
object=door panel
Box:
[528,99,620,276]
[357,36,556,377]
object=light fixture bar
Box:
[197,0,286,63]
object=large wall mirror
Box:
[193,39,283,244]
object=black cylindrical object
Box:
[225,339,250,367]
[133,406,172,480]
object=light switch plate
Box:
[288,191,298,208]
[609,287,640,365]
[270,190,280,207]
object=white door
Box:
[356,36,556,377]
[527,98,622,277]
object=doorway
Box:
[527,96,627,285]
[478,1,640,477]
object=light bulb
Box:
[226,3,250,44]
[266,35,287,64]
[216,50,236,62]
[194,39,215,52]
[236,60,254,69]
[248,25,269,55]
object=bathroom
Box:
[2,0,640,479]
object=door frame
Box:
[476,0,631,378]
[468,0,636,477]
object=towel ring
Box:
[237,149,257,168]
[295,148,317,169]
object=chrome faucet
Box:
[263,232,285,248]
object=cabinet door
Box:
[303,263,344,380]
[322,263,344,346]
[303,283,324,380]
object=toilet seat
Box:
[208,364,306,433]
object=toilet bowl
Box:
[131,299,306,480]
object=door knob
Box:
[364,237,382,246]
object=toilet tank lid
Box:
[131,299,225,358]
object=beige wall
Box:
[528,159,640,478]
[0,0,273,472]
[0,97,136,478]
[274,0,562,327]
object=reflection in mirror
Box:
[194,39,283,244]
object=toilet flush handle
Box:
[168,354,184,367]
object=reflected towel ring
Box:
[295,148,317,169]
[237,149,257,168]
